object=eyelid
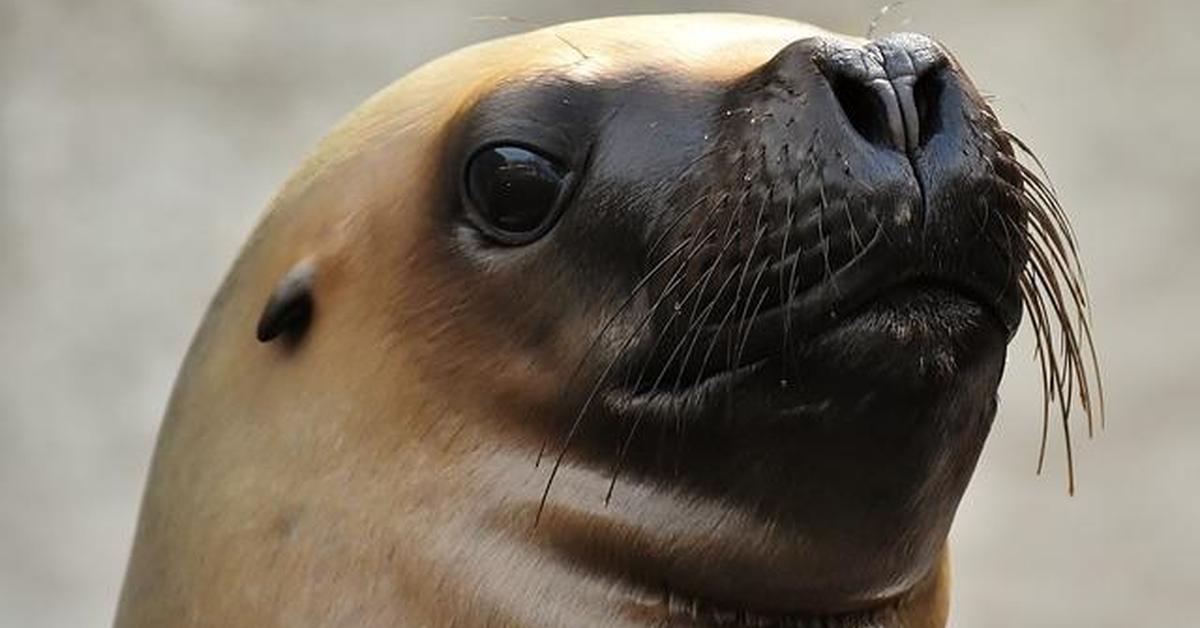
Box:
[465,126,576,167]
[473,140,569,171]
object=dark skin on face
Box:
[411,33,1096,623]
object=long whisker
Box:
[734,270,774,372]
[537,219,723,522]
[603,255,751,502]
[994,129,1104,493]
[668,241,746,395]
[721,197,768,378]
[535,236,696,467]
[536,268,688,523]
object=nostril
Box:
[814,36,952,155]
[827,73,895,150]
[913,67,946,147]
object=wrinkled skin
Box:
[116,14,1055,628]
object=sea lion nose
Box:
[814,34,950,154]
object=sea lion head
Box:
[119,13,1099,627]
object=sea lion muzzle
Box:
[615,34,1026,413]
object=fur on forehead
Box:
[331,14,845,142]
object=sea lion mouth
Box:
[631,587,897,627]
[603,275,1011,419]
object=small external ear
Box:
[256,259,315,344]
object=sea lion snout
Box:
[628,33,1023,402]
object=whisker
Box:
[994,130,1104,493]
[779,192,796,374]
[536,265,689,523]
[734,278,773,372]
[535,235,697,468]
[538,215,725,521]
[670,227,748,392]
[732,220,772,351]
[601,232,743,504]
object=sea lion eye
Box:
[465,144,570,245]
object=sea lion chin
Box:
[115,13,1099,628]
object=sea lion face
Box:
[382,16,1025,611]
[178,14,1091,625]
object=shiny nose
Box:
[817,34,949,154]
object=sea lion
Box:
[114,13,1099,628]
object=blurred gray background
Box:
[2,1,1196,626]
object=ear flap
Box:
[256,259,315,344]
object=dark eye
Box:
[464,144,570,245]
